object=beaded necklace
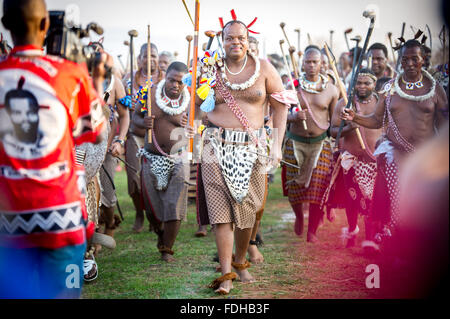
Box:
[299,73,328,94]
[155,79,190,115]
[219,51,260,91]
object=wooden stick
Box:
[288,46,299,78]
[280,40,307,130]
[147,25,152,144]
[280,22,293,48]
[188,0,200,161]
[324,43,365,150]
[182,0,195,27]
[387,32,397,65]
[186,35,193,66]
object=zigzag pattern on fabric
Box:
[0,204,83,235]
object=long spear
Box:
[187,0,200,161]
[146,25,152,144]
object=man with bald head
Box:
[282,45,339,243]
[0,0,107,298]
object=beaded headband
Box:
[358,72,377,82]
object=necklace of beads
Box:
[219,51,260,91]
[392,69,436,102]
[401,74,423,90]
[155,79,190,115]
[299,73,328,94]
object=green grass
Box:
[82,165,382,299]
[82,166,295,299]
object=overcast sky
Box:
[0,0,446,68]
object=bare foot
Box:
[307,232,319,243]
[215,280,233,295]
[132,213,144,233]
[247,245,264,264]
[195,225,207,237]
[161,253,175,262]
[294,215,304,236]
[235,269,255,283]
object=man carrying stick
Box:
[341,39,448,252]
[322,69,381,248]
[121,43,164,233]
[133,62,190,262]
[186,20,293,294]
[282,45,339,242]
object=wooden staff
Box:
[280,39,307,130]
[288,45,299,78]
[146,25,152,144]
[187,0,200,161]
[294,28,301,67]
[387,32,397,65]
[186,35,193,66]
[329,30,334,51]
[182,0,195,27]
[324,43,365,150]
[344,28,352,51]
[280,22,293,48]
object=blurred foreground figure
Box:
[0,0,106,298]
[380,123,448,298]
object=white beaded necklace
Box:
[299,73,328,94]
[155,79,190,115]
[393,69,436,102]
[219,51,260,91]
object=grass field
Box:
[82,165,382,299]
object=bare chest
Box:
[215,78,267,106]
[388,94,436,117]
[298,89,331,113]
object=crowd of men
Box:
[0,0,448,298]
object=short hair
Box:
[368,42,388,58]
[159,51,173,59]
[221,20,249,40]
[304,45,321,57]
[350,46,362,58]
[402,39,425,56]
[140,43,158,56]
[375,76,391,92]
[166,61,188,75]
[248,36,258,45]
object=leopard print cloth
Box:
[137,148,175,191]
[206,127,266,203]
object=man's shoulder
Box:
[325,81,339,96]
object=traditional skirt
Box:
[140,149,188,223]
[283,138,333,206]
[196,163,269,225]
[321,151,377,215]
[201,127,267,230]
[99,152,118,208]
[125,133,144,196]
[370,141,401,241]
[75,134,108,226]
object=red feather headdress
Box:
[219,9,259,34]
